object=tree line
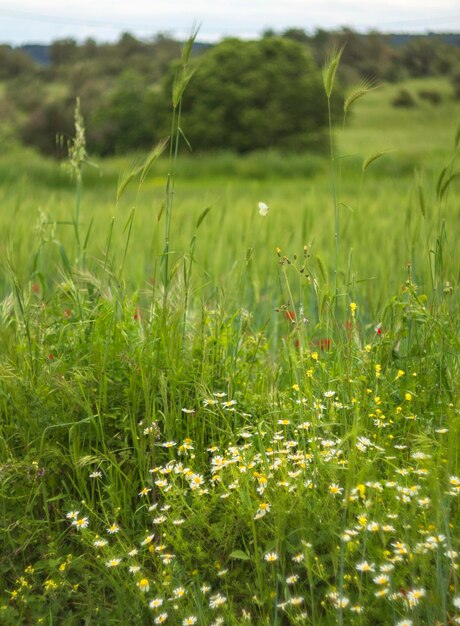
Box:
[1,28,459,156]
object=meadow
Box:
[0,68,459,625]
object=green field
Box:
[0,76,459,625]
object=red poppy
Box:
[315,338,331,351]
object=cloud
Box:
[1,0,459,44]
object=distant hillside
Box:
[17,39,211,66]
[19,44,51,65]
[15,31,460,65]
[388,32,460,46]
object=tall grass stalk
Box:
[322,47,344,317]
[162,27,199,310]
[66,98,88,267]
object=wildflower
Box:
[189,474,205,489]
[105,558,121,568]
[292,553,305,563]
[286,574,299,585]
[356,560,375,573]
[395,620,413,626]
[66,510,79,520]
[137,578,150,593]
[44,579,59,591]
[93,538,108,548]
[182,408,195,414]
[264,552,278,562]
[324,390,336,398]
[258,201,269,216]
[72,517,89,530]
[329,483,343,496]
[141,533,155,546]
[209,593,227,608]
[149,598,164,609]
[349,302,357,317]
[107,523,119,534]
[129,565,141,574]
[373,574,390,585]
[161,553,175,565]
[154,613,168,624]
[138,487,151,497]
[203,397,219,406]
[222,399,237,409]
[173,586,186,599]
[290,596,304,606]
[395,369,405,380]
[183,618,197,625]
[89,470,102,478]
[454,597,460,609]
[328,592,350,608]
[407,588,425,607]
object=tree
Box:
[89,70,152,155]
[168,37,332,152]
[50,38,78,66]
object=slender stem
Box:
[74,171,82,265]
[327,96,339,316]
[162,105,177,309]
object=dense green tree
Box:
[399,37,458,77]
[20,98,75,156]
[167,37,333,152]
[49,38,79,66]
[89,70,153,155]
[0,45,38,79]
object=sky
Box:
[1,0,459,46]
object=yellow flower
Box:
[137,578,150,593]
[349,302,357,317]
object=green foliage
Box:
[20,97,76,156]
[90,70,154,156]
[392,88,417,108]
[2,30,460,157]
[0,47,459,624]
[0,44,39,79]
[173,37,333,152]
